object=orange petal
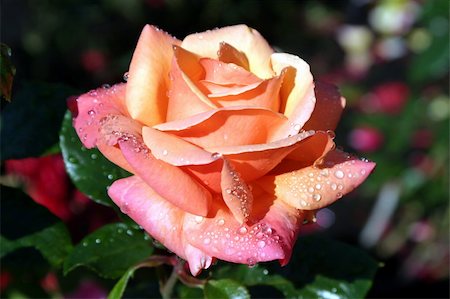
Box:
[108,176,213,275]
[142,126,219,166]
[217,42,250,70]
[220,158,253,224]
[182,25,274,79]
[271,53,316,130]
[126,25,181,126]
[166,46,216,121]
[154,107,289,148]
[204,72,285,112]
[303,81,346,131]
[200,58,260,85]
[117,132,212,216]
[206,130,317,182]
[257,149,376,210]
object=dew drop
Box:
[348,173,353,178]
[123,72,129,82]
[331,183,337,191]
[334,170,344,179]
[120,202,129,214]
[82,241,88,247]
[87,110,96,117]
[225,188,232,194]
[211,152,222,159]
[361,169,366,175]
[162,149,168,156]
[126,229,134,236]
[337,184,344,190]
[263,269,269,275]
[315,183,322,190]
[336,192,343,198]
[262,226,272,235]
[257,240,266,248]
[217,218,225,226]
[308,187,314,193]
[247,257,257,267]
[326,130,336,139]
[107,174,114,180]
[95,238,101,244]
[320,169,329,177]
[293,123,301,131]
[90,153,98,160]
[194,216,204,223]
[300,200,307,207]
[239,227,248,234]
[102,84,111,89]
[313,194,322,201]
[203,238,211,245]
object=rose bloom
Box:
[73,25,375,275]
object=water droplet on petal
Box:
[194,216,203,223]
[123,72,129,82]
[239,227,248,234]
[162,149,168,156]
[331,183,337,190]
[211,152,222,159]
[217,218,225,226]
[87,110,96,117]
[334,170,344,179]
[203,238,211,245]
[102,84,111,89]
[313,194,321,201]
[315,183,322,190]
[257,240,266,248]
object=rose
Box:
[73,25,375,275]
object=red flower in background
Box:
[360,81,409,115]
[5,154,117,240]
[5,155,72,220]
[348,126,384,153]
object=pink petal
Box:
[182,25,274,79]
[257,149,376,210]
[154,106,289,149]
[303,81,346,131]
[108,176,214,275]
[165,46,217,122]
[183,193,303,266]
[220,158,253,224]
[126,25,181,126]
[73,83,128,149]
[117,133,212,216]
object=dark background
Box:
[1,0,449,298]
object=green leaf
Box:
[177,284,204,299]
[0,187,72,266]
[214,264,297,298]
[204,279,250,299]
[63,222,153,279]
[108,266,138,299]
[0,43,15,101]
[0,82,76,160]
[210,235,378,299]
[288,235,378,299]
[59,110,131,206]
